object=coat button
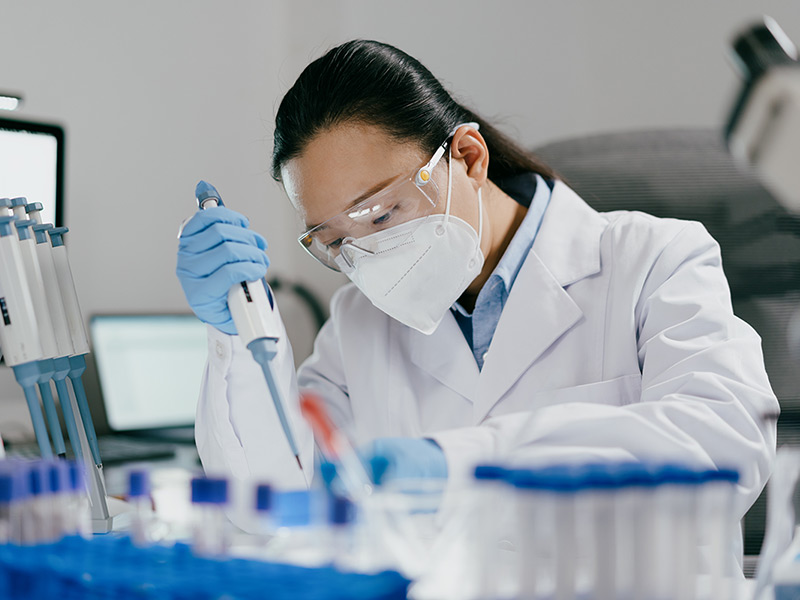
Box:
[482,351,489,362]
[215,341,225,359]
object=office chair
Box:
[533,128,800,575]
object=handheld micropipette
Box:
[24,206,86,464]
[12,212,67,459]
[0,211,52,458]
[193,181,303,471]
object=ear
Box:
[451,125,489,189]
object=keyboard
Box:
[6,436,177,466]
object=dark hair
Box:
[271,39,556,183]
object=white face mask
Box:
[335,146,485,334]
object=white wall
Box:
[1,0,799,438]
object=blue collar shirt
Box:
[451,173,552,370]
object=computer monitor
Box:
[89,314,207,432]
[0,117,64,226]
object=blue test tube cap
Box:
[704,467,740,484]
[474,464,507,482]
[0,215,17,237]
[0,473,14,503]
[48,460,71,494]
[369,455,390,486]
[25,202,43,215]
[28,463,46,496]
[48,226,69,247]
[0,198,10,208]
[255,483,272,512]
[68,461,85,492]
[128,470,150,498]
[10,197,27,208]
[15,219,35,240]
[319,461,338,491]
[195,180,224,208]
[655,463,706,486]
[329,495,354,526]
[191,477,228,505]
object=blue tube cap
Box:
[0,198,11,208]
[10,197,27,208]
[369,455,390,487]
[255,484,272,512]
[0,473,13,503]
[319,461,338,491]
[128,471,150,498]
[329,495,354,525]
[48,461,70,493]
[25,202,43,215]
[195,180,224,208]
[48,226,69,247]
[69,462,85,492]
[191,477,228,505]
[474,464,507,482]
[704,468,740,484]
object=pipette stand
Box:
[65,383,112,533]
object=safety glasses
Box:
[297,123,479,272]
[299,143,449,272]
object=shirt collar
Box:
[492,173,551,293]
[452,173,552,317]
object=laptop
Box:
[84,314,208,464]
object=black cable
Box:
[267,277,328,332]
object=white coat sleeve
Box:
[194,293,315,529]
[429,222,778,520]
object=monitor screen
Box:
[90,314,208,431]
[0,118,63,226]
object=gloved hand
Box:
[359,437,448,481]
[176,206,269,334]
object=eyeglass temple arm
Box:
[414,122,480,186]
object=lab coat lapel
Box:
[474,183,606,423]
[408,310,480,402]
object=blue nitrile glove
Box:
[176,206,269,334]
[359,437,448,481]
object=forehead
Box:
[281,123,427,228]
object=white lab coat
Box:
[195,181,777,562]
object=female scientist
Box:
[177,40,777,551]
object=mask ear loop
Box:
[441,144,455,231]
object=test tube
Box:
[190,476,230,557]
[701,468,739,600]
[67,461,91,538]
[27,461,57,544]
[472,465,511,600]
[47,460,71,540]
[326,494,356,569]
[254,483,273,537]
[658,465,704,600]
[509,468,556,599]
[0,469,13,544]
[128,470,152,547]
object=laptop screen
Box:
[90,314,208,431]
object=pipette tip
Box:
[295,454,303,471]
